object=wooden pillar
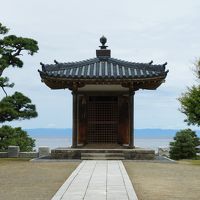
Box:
[72,90,78,148]
[129,91,135,148]
[77,95,87,145]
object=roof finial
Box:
[99,36,108,49]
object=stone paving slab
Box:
[51,160,138,200]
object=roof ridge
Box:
[62,57,98,65]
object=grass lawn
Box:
[0,158,80,200]
[178,159,200,165]
[124,161,200,200]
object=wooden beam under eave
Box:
[42,76,166,90]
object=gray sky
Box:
[1,0,200,129]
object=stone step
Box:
[81,156,125,160]
[81,153,125,160]
[82,153,124,157]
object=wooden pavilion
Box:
[38,36,168,149]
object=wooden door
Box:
[87,96,119,143]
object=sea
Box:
[26,128,200,152]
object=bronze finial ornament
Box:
[99,35,108,49]
[100,35,107,45]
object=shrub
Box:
[169,129,199,160]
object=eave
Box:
[39,72,167,91]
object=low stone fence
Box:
[19,152,38,158]
[0,146,50,158]
[0,152,8,158]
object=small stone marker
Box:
[8,146,20,158]
[38,146,50,158]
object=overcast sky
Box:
[1,0,200,129]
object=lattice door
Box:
[87,97,118,143]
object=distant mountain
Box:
[25,128,200,139]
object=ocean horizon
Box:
[25,128,200,151]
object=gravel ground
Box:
[124,161,200,200]
[0,158,80,200]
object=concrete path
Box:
[51,160,138,200]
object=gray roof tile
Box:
[39,57,168,80]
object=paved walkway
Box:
[51,160,138,200]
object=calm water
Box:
[34,136,172,152]
[27,128,199,152]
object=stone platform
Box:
[51,147,155,160]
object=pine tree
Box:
[0,22,39,151]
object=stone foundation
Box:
[51,148,155,160]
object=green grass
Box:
[178,159,200,166]
[188,160,200,165]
